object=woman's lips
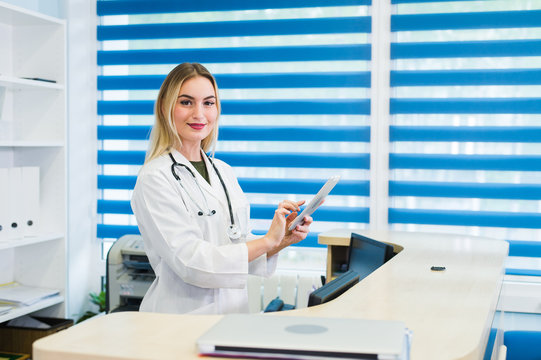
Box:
[188,123,205,130]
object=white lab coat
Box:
[130,149,277,314]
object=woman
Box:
[131,63,312,314]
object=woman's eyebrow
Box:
[177,94,216,99]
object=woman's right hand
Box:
[247,200,302,262]
[265,200,303,250]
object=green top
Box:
[190,160,210,184]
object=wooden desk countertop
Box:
[34,230,508,360]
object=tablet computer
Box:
[288,175,340,231]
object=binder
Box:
[0,168,8,241]
[7,167,23,240]
[21,167,40,237]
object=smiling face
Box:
[173,76,218,156]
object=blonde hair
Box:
[145,63,221,163]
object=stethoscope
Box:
[169,152,242,240]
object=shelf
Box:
[0,0,67,323]
[0,294,64,323]
[0,233,64,251]
[0,75,63,90]
[0,1,65,26]
[0,141,65,148]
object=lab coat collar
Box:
[169,148,227,209]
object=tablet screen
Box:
[287,176,340,231]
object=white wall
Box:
[1,0,64,18]
[64,0,100,319]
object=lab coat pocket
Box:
[188,300,217,314]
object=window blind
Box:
[96,1,372,249]
[389,0,541,277]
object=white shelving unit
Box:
[0,1,67,323]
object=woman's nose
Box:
[192,103,204,119]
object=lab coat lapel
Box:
[200,151,228,210]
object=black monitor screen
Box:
[347,233,394,281]
[308,270,360,307]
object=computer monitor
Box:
[347,233,395,281]
[307,270,360,307]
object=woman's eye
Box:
[179,100,192,106]
[204,101,215,107]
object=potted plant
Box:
[76,291,106,324]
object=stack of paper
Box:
[0,305,12,315]
[0,283,59,306]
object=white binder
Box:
[0,168,8,241]
[7,167,24,239]
[21,167,40,237]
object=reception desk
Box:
[34,230,508,360]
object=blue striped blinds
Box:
[507,240,541,258]
[391,40,541,59]
[390,126,541,142]
[389,1,541,241]
[97,1,372,245]
[388,209,541,229]
[391,98,541,114]
[392,0,478,3]
[98,72,371,90]
[97,0,372,15]
[98,45,371,65]
[390,154,541,172]
[505,269,541,277]
[99,125,541,143]
[98,99,371,116]
[392,11,541,31]
[98,200,368,223]
[98,176,369,196]
[390,181,541,201]
[95,223,325,248]
[98,125,370,142]
[98,17,371,40]
[391,69,541,86]
[98,151,370,169]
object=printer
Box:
[106,235,155,313]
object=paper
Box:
[0,305,12,315]
[0,282,59,306]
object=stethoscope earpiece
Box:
[197,210,216,216]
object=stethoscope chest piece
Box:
[227,224,242,240]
